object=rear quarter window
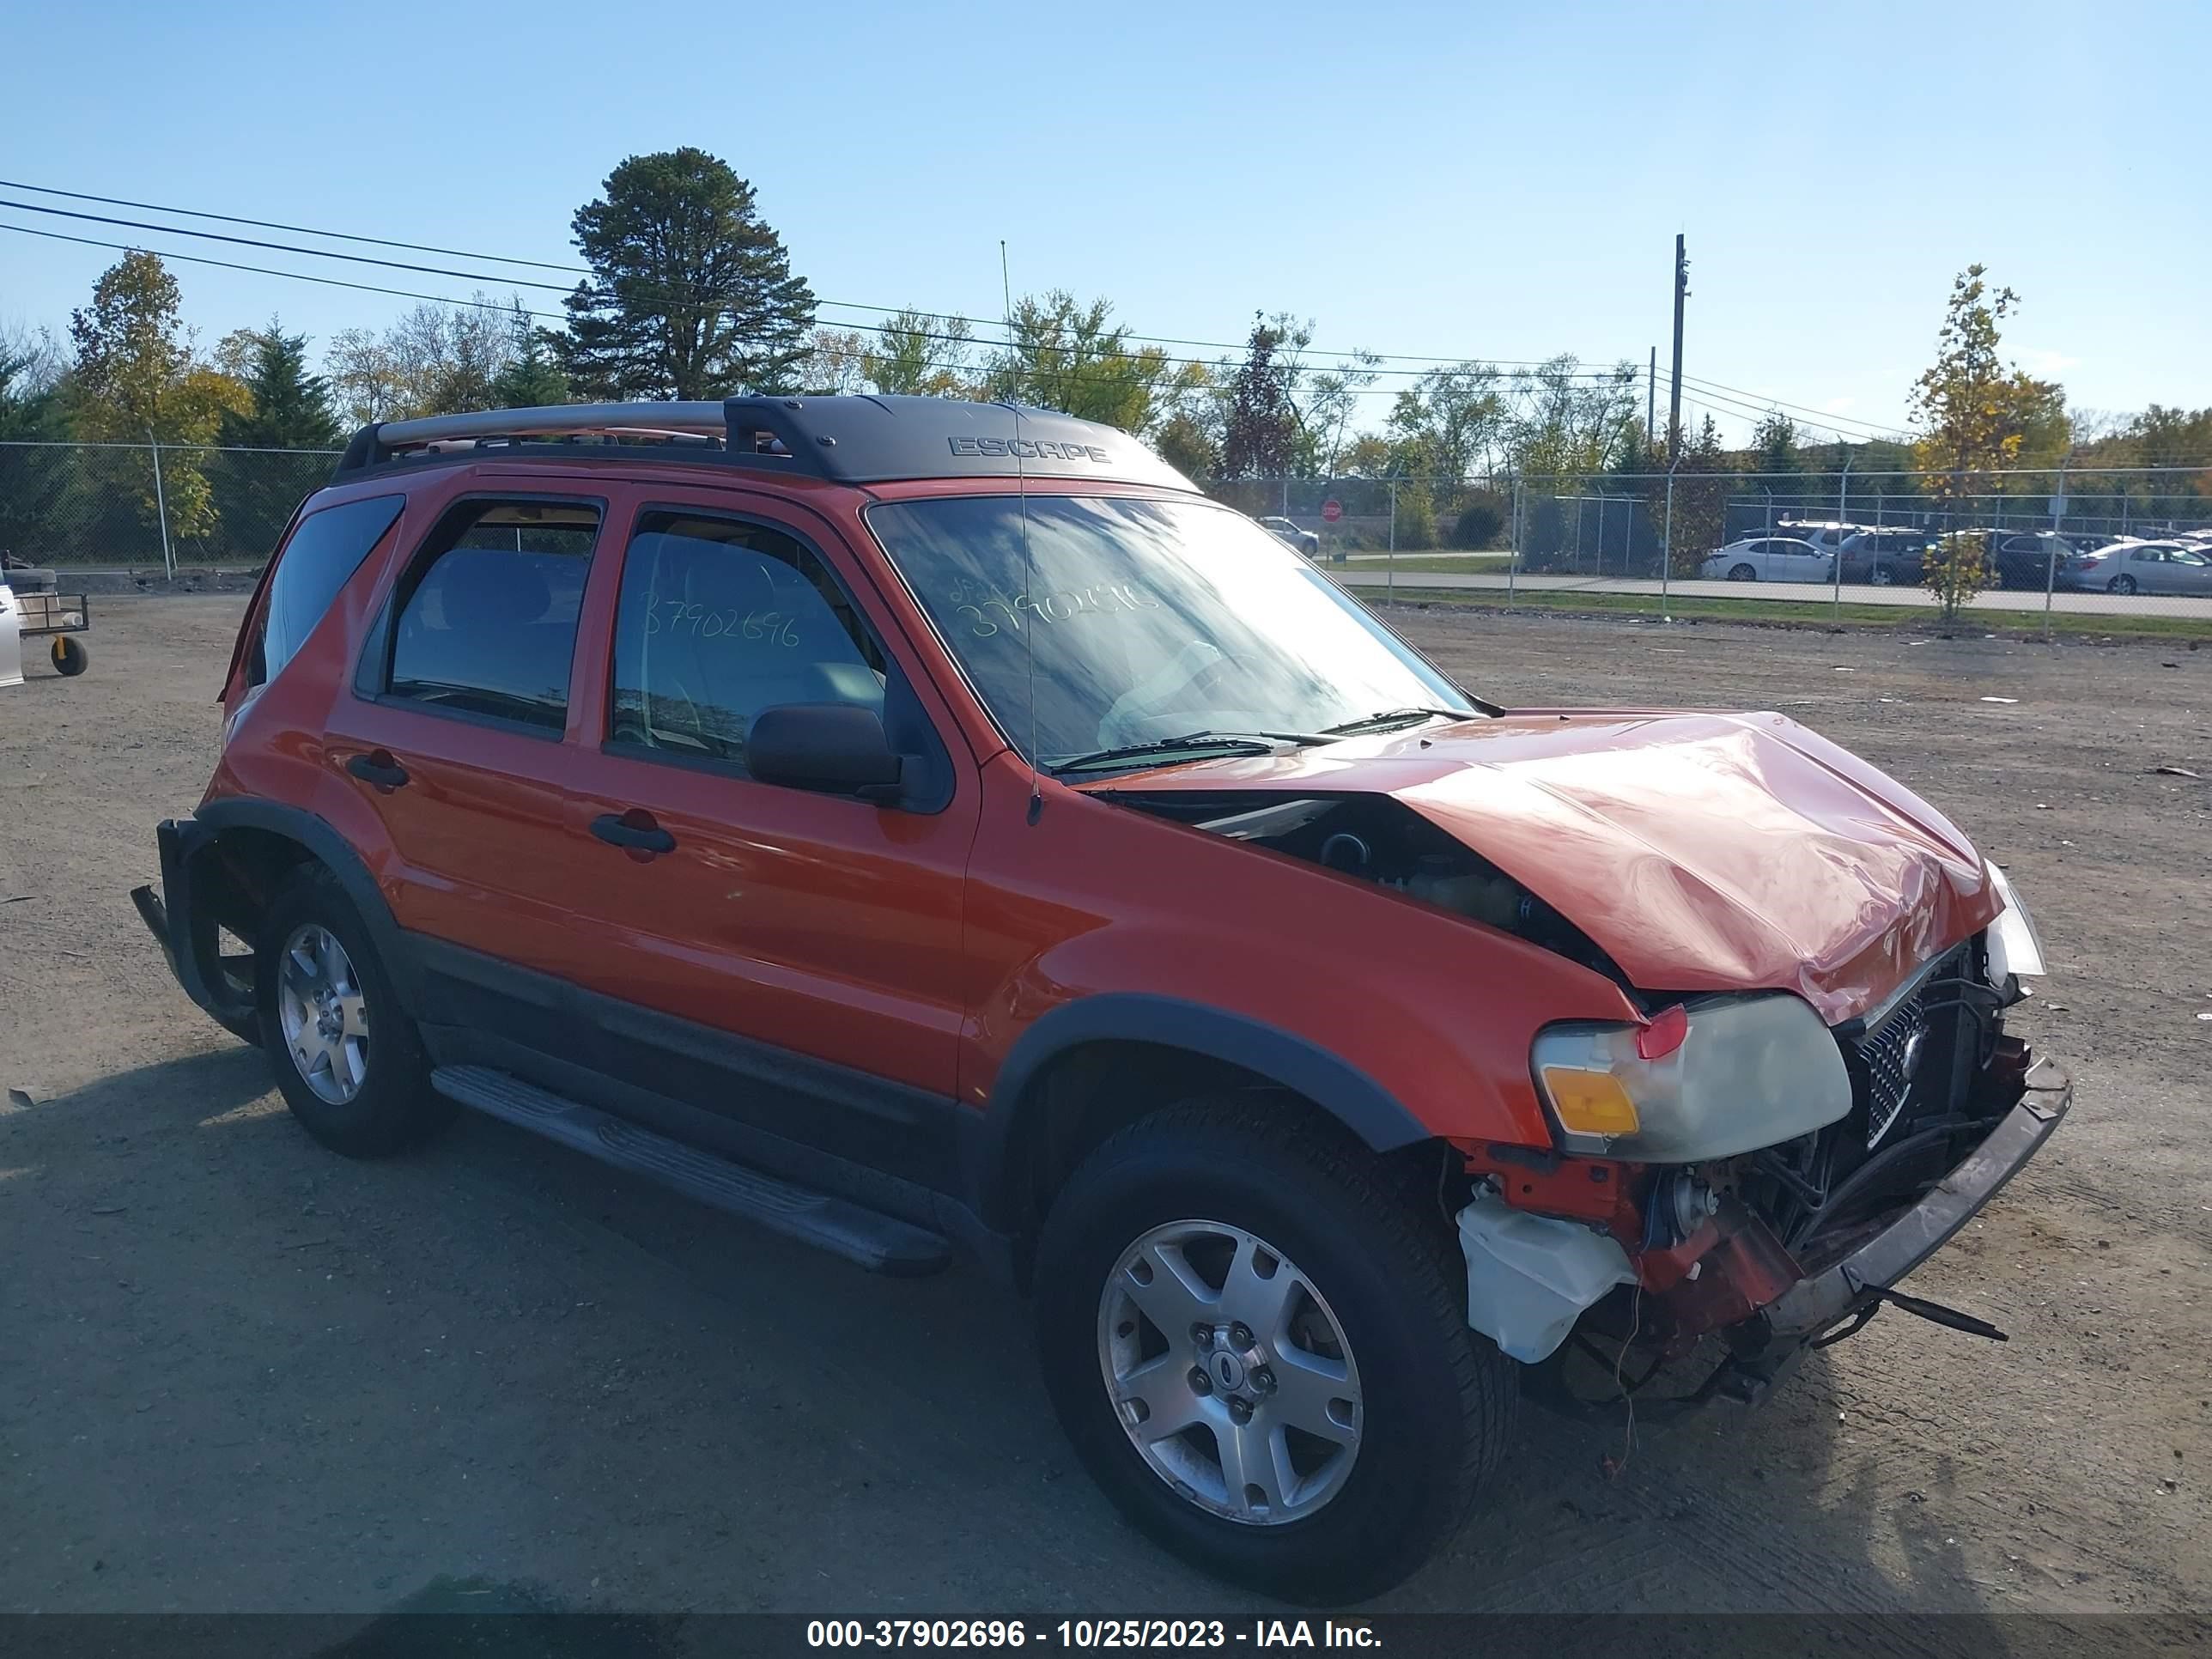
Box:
[257,495,405,684]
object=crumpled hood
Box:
[1086,710,2002,1024]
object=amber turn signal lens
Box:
[1538,1066,1642,1138]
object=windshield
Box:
[866,494,1471,766]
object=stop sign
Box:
[1321,499,1344,524]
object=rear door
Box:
[323,487,609,1000]
[556,489,981,1176]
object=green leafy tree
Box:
[1387,362,1504,489]
[556,148,817,398]
[67,252,246,544]
[1751,410,1803,480]
[1504,356,1641,480]
[864,308,974,398]
[982,292,1172,432]
[1151,409,1218,481]
[1909,264,2030,619]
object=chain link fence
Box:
[1202,466,2212,636]
[3,442,2206,636]
[0,441,338,574]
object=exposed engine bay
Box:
[1105,789,1624,981]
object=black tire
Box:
[256,868,452,1157]
[1033,1097,1517,1604]
[2108,574,2137,595]
[50,635,88,676]
[1728,562,1756,581]
[1870,564,1895,586]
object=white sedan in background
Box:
[1698,536,1834,582]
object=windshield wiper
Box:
[1051,731,1318,775]
[1317,705,1485,737]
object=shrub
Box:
[1394,488,1437,550]
[1452,492,1507,550]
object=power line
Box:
[0,176,1636,371]
[3,179,1924,426]
[0,211,1637,389]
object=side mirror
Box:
[746,702,907,802]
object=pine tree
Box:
[220,324,341,451]
[492,302,570,408]
[554,149,816,399]
[214,322,342,561]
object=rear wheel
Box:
[1870,564,1895,586]
[50,635,88,675]
[256,870,452,1156]
[1033,1098,1517,1603]
[2107,574,2138,595]
[1728,562,1757,581]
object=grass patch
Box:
[1352,553,1516,574]
[1368,585,2212,641]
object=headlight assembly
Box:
[1531,993,1853,1161]
[1984,862,2047,981]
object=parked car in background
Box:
[1978,530,2078,591]
[1836,529,1936,586]
[1699,536,1832,582]
[1255,514,1322,558]
[2060,539,2212,595]
[1773,520,1859,556]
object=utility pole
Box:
[1667,234,1688,465]
[1647,347,1657,450]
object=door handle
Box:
[591,811,676,856]
[346,750,410,790]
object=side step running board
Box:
[430,1065,951,1277]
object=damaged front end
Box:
[1454,917,2068,1411]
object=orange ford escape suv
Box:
[134,396,2067,1601]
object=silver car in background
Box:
[1255,514,1322,559]
[2061,539,2212,595]
[1698,535,1833,582]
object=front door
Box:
[558,492,981,1180]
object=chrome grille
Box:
[1857,984,1932,1148]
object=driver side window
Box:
[608,511,886,769]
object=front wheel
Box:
[1728,562,1757,581]
[1034,1099,1517,1603]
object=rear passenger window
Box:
[609,511,885,768]
[384,499,600,732]
[257,495,404,684]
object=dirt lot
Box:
[3,597,2208,1627]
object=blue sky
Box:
[3,0,2203,442]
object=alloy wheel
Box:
[1097,1219,1363,1526]
[276,922,370,1104]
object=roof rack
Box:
[331,395,1197,492]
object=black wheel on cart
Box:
[50,636,88,676]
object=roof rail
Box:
[331,395,1197,492]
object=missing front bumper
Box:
[1763,1056,2070,1343]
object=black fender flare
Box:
[194,798,422,1015]
[965,993,1431,1231]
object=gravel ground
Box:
[2,596,2207,1632]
